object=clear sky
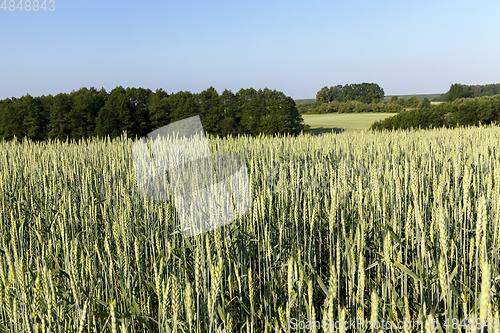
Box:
[1,0,499,100]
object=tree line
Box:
[371,95,500,131]
[315,83,385,104]
[389,95,431,109]
[297,83,402,114]
[0,86,306,142]
[297,99,403,114]
[432,83,500,102]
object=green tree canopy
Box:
[219,89,239,136]
[22,94,48,141]
[96,86,130,138]
[0,86,306,141]
[148,88,171,131]
[197,86,222,136]
[315,83,384,104]
[69,87,107,140]
[420,97,431,109]
[46,93,72,140]
[125,87,152,138]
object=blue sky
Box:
[1,0,500,100]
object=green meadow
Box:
[302,113,397,134]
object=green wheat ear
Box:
[2,125,500,331]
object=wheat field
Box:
[0,126,499,332]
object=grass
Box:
[302,113,397,135]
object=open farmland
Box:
[302,113,397,135]
[1,126,500,332]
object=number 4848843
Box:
[1,0,55,11]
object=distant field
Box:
[302,113,397,135]
[294,98,315,104]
